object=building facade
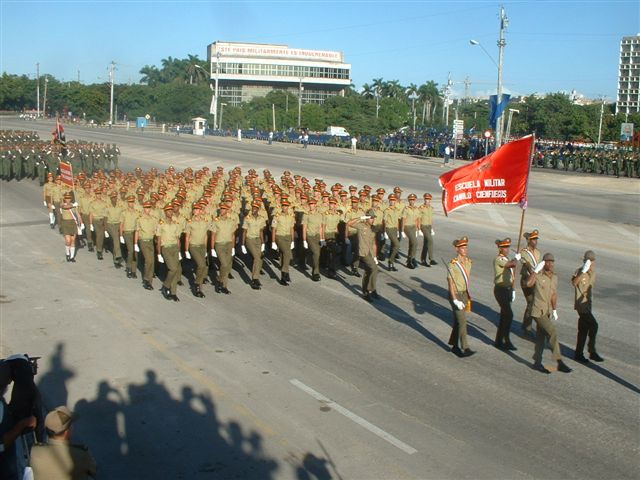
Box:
[206,42,351,107]
[617,35,640,115]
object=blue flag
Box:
[490,94,511,129]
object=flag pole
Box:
[512,134,536,289]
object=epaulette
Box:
[159,219,165,224]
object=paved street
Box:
[1,118,639,479]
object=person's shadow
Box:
[37,342,75,408]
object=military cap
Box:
[328,198,338,204]
[109,191,118,198]
[251,201,261,209]
[524,229,540,240]
[63,192,73,200]
[408,193,417,200]
[453,236,469,248]
[45,406,75,435]
[350,196,359,203]
[163,203,173,212]
[542,252,555,262]
[143,201,153,208]
[583,250,596,261]
[127,195,135,202]
[281,200,291,207]
[495,237,511,248]
[388,194,397,201]
[423,193,433,199]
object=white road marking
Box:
[611,225,638,241]
[290,378,418,455]
[487,208,508,227]
[540,213,580,240]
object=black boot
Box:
[193,285,205,298]
[97,251,103,260]
[143,281,154,291]
[351,267,361,277]
[280,273,289,286]
[126,268,132,278]
[66,254,70,262]
[160,286,171,300]
[251,279,261,290]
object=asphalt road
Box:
[1,117,639,479]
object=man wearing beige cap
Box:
[30,406,96,479]
[346,209,380,302]
[572,250,603,363]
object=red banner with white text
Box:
[438,135,534,215]
[59,161,74,187]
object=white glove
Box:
[271,241,278,250]
[511,290,516,302]
[178,252,182,260]
[104,231,110,238]
[81,224,85,231]
[401,231,407,239]
[290,241,295,249]
[374,257,379,265]
[134,244,140,253]
[157,254,164,263]
[303,240,308,249]
[231,248,236,256]
[431,228,435,236]
[345,238,351,245]
[320,240,326,247]
[185,251,191,259]
[581,259,591,273]
[241,245,247,254]
[119,235,125,244]
[552,310,558,321]
[77,227,83,235]
[384,232,389,241]
[418,230,424,237]
[211,249,217,258]
[415,230,419,238]
[51,205,55,210]
[261,243,265,252]
[453,299,466,310]
[514,253,522,261]
[359,215,371,220]
[43,200,47,207]
[534,261,545,273]
[72,202,78,207]
[90,224,94,232]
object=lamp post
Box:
[219,103,227,132]
[410,92,418,131]
[36,63,40,118]
[375,87,380,119]
[213,51,221,130]
[597,97,605,146]
[298,77,304,128]
[470,6,508,146]
[43,76,49,118]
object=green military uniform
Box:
[120,205,139,275]
[418,202,435,265]
[242,213,266,283]
[302,208,324,277]
[530,270,562,365]
[185,215,211,288]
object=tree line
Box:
[0,54,635,142]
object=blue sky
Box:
[1,0,637,101]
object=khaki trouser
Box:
[161,244,181,294]
[275,235,292,273]
[386,227,400,264]
[420,225,434,262]
[403,225,417,260]
[189,244,208,286]
[123,231,136,271]
[307,234,321,275]
[215,242,233,288]
[449,291,469,350]
[360,253,378,293]
[140,239,155,283]
[80,212,93,246]
[107,222,122,260]
[245,237,263,280]
[93,218,106,253]
[521,283,535,331]
[345,232,359,268]
[533,313,562,364]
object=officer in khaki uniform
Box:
[383,194,402,271]
[322,198,342,278]
[370,196,385,261]
[105,191,124,268]
[271,199,296,286]
[343,197,364,277]
[211,203,237,294]
[572,250,603,363]
[89,189,109,260]
[135,201,158,290]
[493,238,518,350]
[119,195,139,278]
[302,198,324,281]
[184,202,211,297]
[519,229,541,334]
[418,193,437,266]
[526,252,572,373]
[242,201,267,290]
[156,204,183,301]
[447,237,475,358]
[402,193,420,269]
[30,406,97,480]
[347,209,379,301]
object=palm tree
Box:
[418,80,440,124]
[406,83,419,130]
[361,83,375,99]
[139,65,161,86]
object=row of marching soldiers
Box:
[43,165,439,301]
[0,129,120,185]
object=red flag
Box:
[438,135,534,215]
[59,161,74,187]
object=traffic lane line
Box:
[290,378,418,455]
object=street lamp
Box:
[211,51,221,130]
[298,77,304,128]
[219,103,227,132]
[470,6,508,147]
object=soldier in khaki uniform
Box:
[60,192,81,262]
[156,204,182,301]
[322,198,342,278]
[344,197,364,277]
[383,194,402,271]
[302,198,324,281]
[572,250,603,363]
[370,196,385,261]
[493,238,518,350]
[105,191,124,269]
[242,201,267,290]
[446,237,475,358]
[347,209,380,301]
[402,193,420,269]
[526,253,572,373]
[519,229,542,334]
[211,203,237,294]
[30,406,97,480]
[135,201,158,290]
[89,189,109,260]
[43,172,57,228]
[119,196,139,278]
[184,202,211,297]
[418,193,437,267]
[271,199,296,285]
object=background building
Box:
[617,34,640,116]
[206,41,351,107]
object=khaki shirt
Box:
[418,204,433,226]
[30,438,97,480]
[156,219,182,247]
[186,217,210,246]
[60,205,78,222]
[271,211,295,237]
[120,208,139,232]
[89,198,109,219]
[448,257,472,294]
[519,247,541,277]
[303,210,324,236]
[211,215,237,244]
[531,272,557,318]
[242,214,266,239]
[573,269,595,313]
[402,205,420,226]
[323,211,342,238]
[136,214,157,241]
[353,221,376,258]
[105,203,122,224]
[494,254,513,287]
[384,205,402,230]
[345,207,364,235]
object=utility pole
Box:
[77,69,80,84]
[443,72,452,128]
[495,6,508,147]
[375,88,380,119]
[298,77,304,128]
[109,61,115,127]
[464,76,471,103]
[36,63,40,117]
[272,104,276,131]
[42,76,48,118]
[597,97,605,146]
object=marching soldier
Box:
[346,209,380,302]
[59,192,81,262]
[402,193,420,269]
[271,199,296,286]
[184,202,211,297]
[446,237,475,358]
[526,253,572,373]
[119,195,139,278]
[43,172,56,228]
[105,191,124,269]
[89,188,109,260]
[493,238,518,350]
[572,250,603,363]
[418,193,437,267]
[343,197,364,277]
[519,229,542,335]
[134,201,158,290]
[241,201,267,290]
[302,198,324,281]
[211,203,237,294]
[383,194,402,271]
[322,198,342,279]
[156,204,182,301]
